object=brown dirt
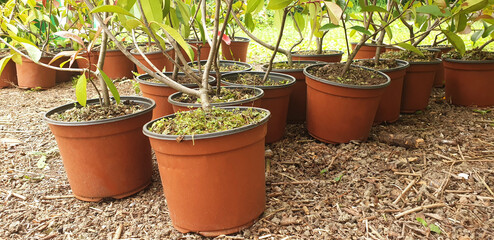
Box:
[1,77,494,239]
[48,100,143,122]
[443,49,494,61]
[352,59,400,71]
[307,64,388,86]
[222,73,290,86]
[293,50,342,55]
[172,87,258,104]
[381,49,439,62]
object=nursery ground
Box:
[1,78,493,240]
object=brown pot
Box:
[351,43,385,60]
[136,72,216,119]
[261,61,320,123]
[131,47,175,74]
[291,50,343,62]
[143,107,270,237]
[303,63,390,143]
[43,96,155,202]
[444,58,494,107]
[221,37,250,62]
[16,56,56,89]
[75,51,99,78]
[101,49,135,79]
[372,60,409,124]
[400,60,441,113]
[169,86,264,112]
[221,72,296,143]
[179,40,211,63]
[419,45,453,87]
[188,60,252,77]
[0,59,17,88]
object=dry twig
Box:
[395,203,447,218]
[393,178,418,205]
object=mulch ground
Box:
[1,77,493,240]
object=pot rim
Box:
[291,50,344,57]
[226,36,251,42]
[135,72,216,88]
[220,71,297,90]
[130,45,174,55]
[408,58,442,64]
[168,85,264,108]
[417,44,453,50]
[260,60,323,72]
[187,60,253,74]
[303,63,391,89]
[43,96,156,126]
[143,106,270,140]
[351,59,410,73]
[442,58,494,64]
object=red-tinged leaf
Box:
[220,31,231,45]
[48,51,78,65]
[54,31,85,47]
[42,0,47,7]
[70,49,84,68]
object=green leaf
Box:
[361,6,388,13]
[163,0,170,17]
[0,55,12,77]
[320,23,339,31]
[267,0,292,10]
[482,23,494,38]
[334,173,343,182]
[90,5,136,18]
[385,25,393,41]
[247,0,263,14]
[325,1,343,25]
[461,0,488,13]
[76,74,87,107]
[429,224,442,234]
[349,26,372,36]
[151,22,194,60]
[98,68,120,104]
[124,18,142,29]
[21,43,42,63]
[244,13,255,32]
[471,30,484,43]
[140,0,163,23]
[442,30,465,56]
[457,13,468,32]
[396,43,425,57]
[416,217,428,227]
[117,0,137,10]
[416,5,444,17]
[293,12,305,32]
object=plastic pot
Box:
[131,46,175,74]
[291,50,343,62]
[16,56,56,89]
[0,58,16,88]
[351,43,386,60]
[143,107,270,237]
[221,37,250,62]
[44,96,156,202]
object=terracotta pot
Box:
[303,63,390,143]
[419,45,453,87]
[143,107,270,237]
[372,60,409,124]
[400,59,441,113]
[444,58,494,107]
[0,58,17,88]
[261,61,320,123]
[291,50,343,62]
[131,47,175,74]
[188,60,252,77]
[135,72,215,119]
[221,71,296,143]
[221,37,250,62]
[351,43,386,60]
[43,96,155,202]
[101,49,135,79]
[16,56,56,89]
[169,86,264,112]
[179,40,211,63]
[75,51,99,77]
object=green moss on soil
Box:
[443,49,494,61]
[381,49,438,62]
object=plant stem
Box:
[479,39,494,51]
[374,1,395,65]
[263,8,288,83]
[96,0,110,107]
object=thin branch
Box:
[263,8,289,83]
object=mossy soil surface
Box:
[307,63,388,86]
[1,75,493,239]
[171,87,258,104]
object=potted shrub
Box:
[219,1,251,62]
[84,0,271,236]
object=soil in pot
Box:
[353,59,410,124]
[442,49,494,107]
[291,50,343,62]
[303,63,390,143]
[131,45,175,74]
[221,37,250,62]
[221,72,296,143]
[262,61,320,123]
[136,72,214,119]
[188,60,252,76]
[351,43,386,60]
[16,56,57,89]
[0,57,17,88]
[144,107,270,236]
[381,49,441,113]
[44,96,155,202]
[169,86,264,112]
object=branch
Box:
[263,8,289,83]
